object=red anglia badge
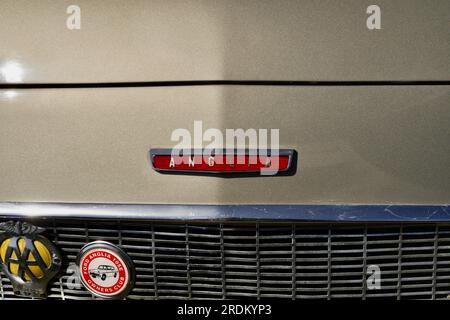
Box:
[76,241,134,299]
[150,149,296,176]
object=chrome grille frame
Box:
[1,218,450,300]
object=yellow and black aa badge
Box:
[0,221,62,298]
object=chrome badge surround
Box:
[149,148,297,177]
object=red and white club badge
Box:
[76,241,134,299]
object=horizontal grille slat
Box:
[1,219,450,300]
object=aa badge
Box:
[0,221,62,298]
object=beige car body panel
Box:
[0,86,449,205]
[0,1,449,206]
[0,0,449,83]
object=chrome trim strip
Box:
[149,148,297,177]
[0,202,449,222]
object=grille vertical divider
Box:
[117,220,122,246]
[151,223,158,299]
[432,224,439,299]
[117,221,124,299]
[362,225,368,300]
[397,224,403,300]
[185,224,192,299]
[220,223,226,300]
[52,219,65,300]
[256,223,261,300]
[0,269,4,299]
[291,224,296,300]
[327,226,332,300]
[84,221,94,299]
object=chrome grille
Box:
[1,219,450,300]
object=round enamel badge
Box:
[76,241,134,299]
